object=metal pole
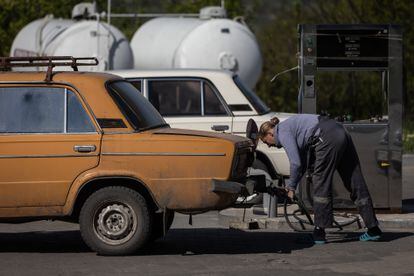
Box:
[105,0,199,20]
[107,0,111,25]
[268,194,278,218]
[106,13,199,18]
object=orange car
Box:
[0,57,254,255]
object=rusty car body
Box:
[0,57,254,255]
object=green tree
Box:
[1,0,413,122]
[251,0,413,122]
[0,0,83,57]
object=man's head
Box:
[258,117,279,147]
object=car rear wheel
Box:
[79,186,151,256]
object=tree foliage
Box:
[0,0,81,57]
[0,0,413,120]
[251,0,414,121]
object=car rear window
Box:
[106,80,168,131]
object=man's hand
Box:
[286,189,295,200]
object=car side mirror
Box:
[246,118,258,150]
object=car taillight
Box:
[231,141,254,182]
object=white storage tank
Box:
[10,5,133,71]
[130,7,262,88]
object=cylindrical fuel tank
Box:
[130,17,262,88]
[10,16,133,71]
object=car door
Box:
[141,78,233,133]
[0,86,101,207]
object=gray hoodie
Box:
[274,114,320,190]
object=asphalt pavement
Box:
[0,212,413,275]
[0,155,412,275]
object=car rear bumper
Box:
[210,179,244,194]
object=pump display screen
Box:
[316,27,389,68]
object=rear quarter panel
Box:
[65,131,238,212]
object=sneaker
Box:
[313,227,326,244]
[360,226,382,241]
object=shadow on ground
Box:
[324,231,414,244]
[0,228,412,255]
[403,198,414,212]
[0,230,89,253]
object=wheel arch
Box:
[70,177,160,221]
[254,150,279,179]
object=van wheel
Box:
[150,210,175,241]
[79,186,151,256]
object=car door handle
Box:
[74,145,96,153]
[211,125,229,132]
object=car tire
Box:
[150,210,175,241]
[79,186,151,256]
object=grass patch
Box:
[404,120,414,153]
[404,135,414,153]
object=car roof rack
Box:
[0,56,99,82]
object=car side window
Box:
[67,91,96,133]
[147,80,201,116]
[0,87,95,133]
[203,82,227,115]
[0,87,65,133]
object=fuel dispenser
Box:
[298,24,403,211]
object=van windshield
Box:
[107,80,168,131]
[233,76,271,115]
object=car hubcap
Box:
[94,203,137,245]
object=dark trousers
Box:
[312,119,378,229]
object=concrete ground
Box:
[220,154,414,231]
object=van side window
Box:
[0,87,95,133]
[148,80,201,116]
[130,80,142,93]
[203,82,227,115]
